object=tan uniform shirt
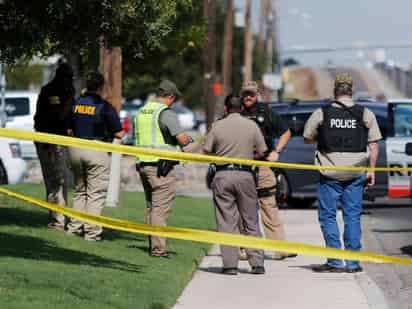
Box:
[303,99,382,181]
[203,113,267,160]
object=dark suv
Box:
[270,100,388,207]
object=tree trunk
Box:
[222,0,233,97]
[67,54,82,97]
[203,0,216,129]
[100,37,122,113]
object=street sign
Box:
[263,73,282,90]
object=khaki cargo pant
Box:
[257,166,285,242]
[212,170,264,268]
[35,142,69,227]
[67,147,110,240]
[138,165,177,255]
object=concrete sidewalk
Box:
[173,210,389,309]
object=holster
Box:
[206,163,217,189]
[157,159,179,177]
[257,185,276,198]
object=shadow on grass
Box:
[149,303,167,309]
[0,207,48,228]
[104,229,147,242]
[0,232,143,273]
[126,244,178,258]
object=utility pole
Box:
[266,0,274,73]
[203,0,216,128]
[243,0,253,83]
[257,0,268,59]
[272,0,281,72]
[222,0,233,97]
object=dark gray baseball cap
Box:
[158,80,182,97]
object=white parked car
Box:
[4,91,38,159]
[170,103,196,131]
[0,137,27,184]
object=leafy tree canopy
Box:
[0,0,202,63]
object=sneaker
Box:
[84,236,103,242]
[222,268,238,275]
[251,266,266,275]
[346,266,363,273]
[150,251,169,258]
[312,264,345,273]
[47,223,65,232]
[66,229,83,237]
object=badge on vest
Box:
[49,96,61,105]
[330,118,357,129]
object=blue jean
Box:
[318,175,365,269]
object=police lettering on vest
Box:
[317,105,368,153]
[71,95,107,141]
[74,104,96,115]
[330,118,357,129]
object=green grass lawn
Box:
[0,184,216,309]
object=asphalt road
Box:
[362,205,412,309]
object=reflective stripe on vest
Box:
[134,100,178,163]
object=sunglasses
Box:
[242,92,257,98]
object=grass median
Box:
[0,184,215,309]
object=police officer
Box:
[303,73,381,273]
[203,95,267,275]
[240,81,296,260]
[135,80,193,257]
[66,72,124,241]
[34,62,74,231]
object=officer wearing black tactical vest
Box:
[240,81,297,260]
[304,73,381,273]
[66,72,124,241]
[34,62,75,232]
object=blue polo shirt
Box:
[69,93,122,142]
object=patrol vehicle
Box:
[3,91,38,158]
[270,99,412,207]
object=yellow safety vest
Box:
[134,100,179,163]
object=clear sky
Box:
[235,0,412,66]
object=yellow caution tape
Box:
[1,187,412,266]
[0,128,411,172]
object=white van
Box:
[4,91,38,158]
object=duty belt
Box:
[137,162,158,167]
[215,164,253,173]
